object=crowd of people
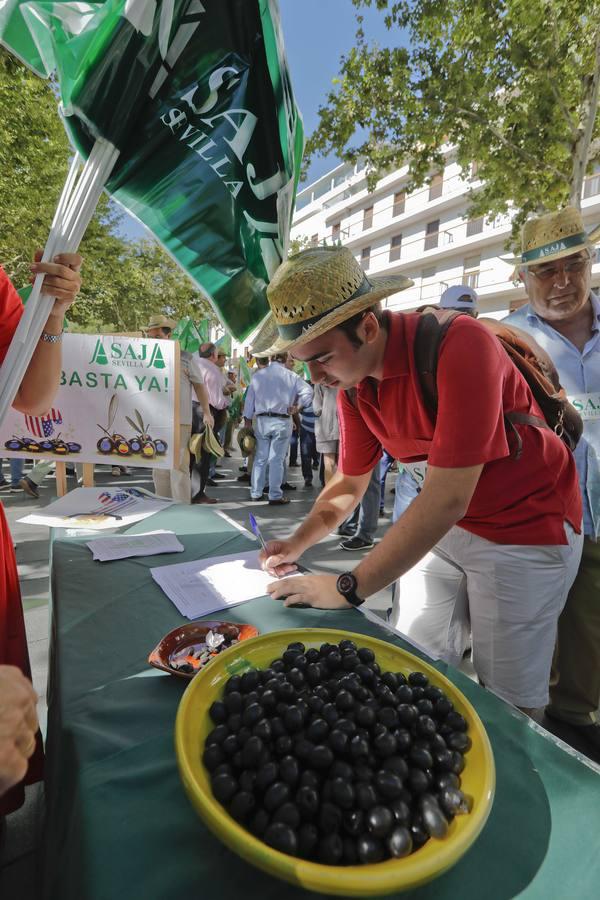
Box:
[1,203,599,836]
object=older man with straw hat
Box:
[259,244,583,716]
[505,206,600,753]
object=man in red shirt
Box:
[261,246,583,713]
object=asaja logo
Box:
[89,339,166,370]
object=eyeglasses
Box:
[528,256,590,281]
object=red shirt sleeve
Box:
[428,317,511,468]
[0,268,24,366]
[338,389,383,475]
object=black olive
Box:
[242,703,263,727]
[341,652,359,671]
[377,707,399,729]
[255,761,278,793]
[416,698,435,716]
[349,735,370,759]
[389,798,411,827]
[430,732,448,754]
[434,772,461,792]
[264,822,298,855]
[296,822,318,858]
[325,650,342,671]
[409,746,434,771]
[319,801,342,832]
[366,804,394,838]
[270,716,286,739]
[376,685,397,707]
[329,761,353,783]
[340,808,363,838]
[357,834,384,864]
[338,639,357,651]
[231,751,242,769]
[335,689,354,711]
[236,726,252,746]
[294,738,315,762]
[225,675,242,694]
[240,669,260,693]
[433,698,454,720]
[407,768,431,794]
[410,820,430,849]
[229,790,255,821]
[408,671,429,688]
[411,686,426,702]
[415,715,436,738]
[396,684,414,704]
[374,770,404,799]
[296,785,319,818]
[260,690,277,713]
[330,778,355,810]
[305,648,320,663]
[207,724,229,746]
[307,718,329,743]
[328,729,349,754]
[447,731,472,753]
[307,695,324,714]
[388,826,413,858]
[424,686,445,703]
[279,755,300,786]
[397,704,418,726]
[264,781,290,812]
[450,750,466,774]
[437,787,465,817]
[293,654,308,671]
[393,728,413,753]
[288,640,306,653]
[306,663,322,686]
[249,807,270,837]
[277,681,297,702]
[355,782,378,810]
[316,833,342,864]
[213,762,233,778]
[287,667,305,690]
[209,701,228,724]
[336,718,357,736]
[355,663,375,685]
[309,744,334,769]
[211,773,237,804]
[283,706,303,733]
[224,691,243,714]
[420,794,449,839]
[342,836,359,864]
[283,649,302,667]
[374,730,397,758]
[355,705,376,729]
[446,711,468,732]
[241,735,264,768]
[202,744,224,772]
[357,647,375,664]
[382,756,409,779]
[274,735,293,757]
[433,748,454,772]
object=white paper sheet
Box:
[150,550,297,619]
[86,530,184,562]
[18,486,172,530]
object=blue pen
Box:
[249,513,268,556]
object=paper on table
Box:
[150,550,299,619]
[87,530,184,562]
[18,486,172,530]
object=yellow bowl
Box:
[175,628,495,896]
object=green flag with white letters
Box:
[0,0,304,340]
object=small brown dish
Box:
[148,621,259,680]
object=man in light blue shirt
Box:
[504,206,600,755]
[244,353,313,504]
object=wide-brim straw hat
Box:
[188,426,224,461]
[249,314,279,356]
[237,426,256,454]
[503,206,600,268]
[263,246,413,354]
[143,314,177,332]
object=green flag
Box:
[172,316,201,352]
[216,332,232,356]
[196,319,210,344]
[239,356,252,387]
[0,0,304,340]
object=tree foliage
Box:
[307,0,600,235]
[0,49,216,331]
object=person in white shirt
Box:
[145,316,213,503]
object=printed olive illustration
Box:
[67,442,82,453]
[113,433,131,456]
[141,440,156,458]
[97,437,114,454]
[5,437,25,451]
[154,439,168,455]
[128,437,142,454]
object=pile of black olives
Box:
[204,639,472,866]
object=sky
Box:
[119,0,393,239]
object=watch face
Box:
[337,572,356,594]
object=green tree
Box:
[307,0,600,234]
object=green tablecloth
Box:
[42,506,600,900]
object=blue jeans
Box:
[380,450,395,510]
[300,428,317,482]
[251,417,293,500]
[392,469,420,522]
[343,462,380,541]
[0,458,24,487]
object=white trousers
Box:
[390,523,583,708]
[152,424,191,504]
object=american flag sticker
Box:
[24,409,62,438]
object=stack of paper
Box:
[150,550,290,619]
[87,530,184,562]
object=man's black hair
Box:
[335,304,386,348]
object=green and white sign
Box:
[0,333,177,468]
[0,0,304,340]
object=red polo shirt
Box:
[338,311,581,545]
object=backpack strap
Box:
[414,308,467,413]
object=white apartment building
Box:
[291,152,600,319]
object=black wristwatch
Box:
[336,571,365,608]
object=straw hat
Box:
[143,314,176,332]
[237,426,256,454]
[505,207,600,268]
[263,246,413,353]
[188,425,224,462]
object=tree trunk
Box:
[570,27,600,208]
